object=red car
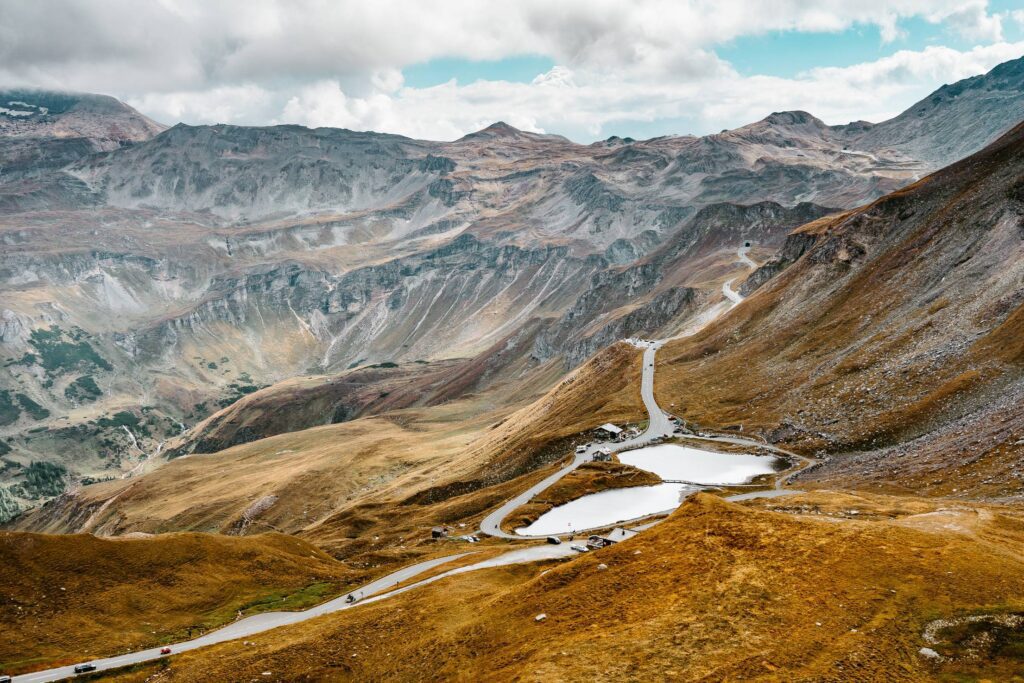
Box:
[160,647,172,655]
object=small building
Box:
[596,423,623,440]
[587,528,638,549]
[602,527,639,543]
[593,447,613,462]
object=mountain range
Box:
[5,44,1024,683]
[1,56,1023,524]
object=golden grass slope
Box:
[0,531,351,676]
[104,492,1024,682]
[15,341,645,539]
[651,120,1024,498]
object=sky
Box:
[0,0,1022,142]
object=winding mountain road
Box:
[480,340,676,540]
[14,244,812,682]
[481,243,811,539]
[737,243,757,268]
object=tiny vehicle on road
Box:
[160,647,172,655]
[546,536,562,545]
[74,663,97,673]
[575,445,586,454]
[1,674,12,682]
[345,594,355,603]
[570,544,588,553]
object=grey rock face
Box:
[0,309,28,344]
[838,56,1024,168]
[2,56,1023,510]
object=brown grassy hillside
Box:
[652,120,1024,499]
[12,343,645,569]
[0,531,350,676]
[104,493,1024,682]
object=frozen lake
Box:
[515,444,778,536]
[618,444,777,483]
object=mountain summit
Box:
[457,120,570,143]
[837,54,1024,166]
[0,89,165,147]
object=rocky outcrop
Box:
[838,56,1024,168]
[561,287,697,368]
[740,232,822,295]
[654,200,837,267]
[603,230,661,264]
[564,170,626,211]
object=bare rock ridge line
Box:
[2,57,1023,516]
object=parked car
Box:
[575,445,587,454]
[1,674,12,682]
[570,544,588,553]
[160,647,172,655]
[545,536,562,545]
[74,663,97,673]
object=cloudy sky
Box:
[1,0,1023,142]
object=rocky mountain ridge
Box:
[1,56,1022,518]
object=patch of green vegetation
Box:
[217,383,264,408]
[22,461,67,498]
[64,375,102,402]
[97,410,140,429]
[187,401,209,420]
[0,440,11,456]
[28,326,112,374]
[15,393,49,420]
[0,390,20,426]
[205,582,336,625]
[5,352,37,367]
[96,410,150,437]
[206,361,218,369]
[80,475,116,486]
[0,485,20,524]
[367,361,399,369]
[220,356,230,364]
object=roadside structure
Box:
[596,423,623,440]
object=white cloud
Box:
[127,85,274,125]
[938,4,1003,43]
[532,66,576,88]
[256,41,1024,142]
[804,43,1023,91]
[0,1,1018,140]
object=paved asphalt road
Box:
[479,340,676,540]
[15,244,809,682]
[480,242,814,539]
[12,552,479,683]
[737,244,758,269]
